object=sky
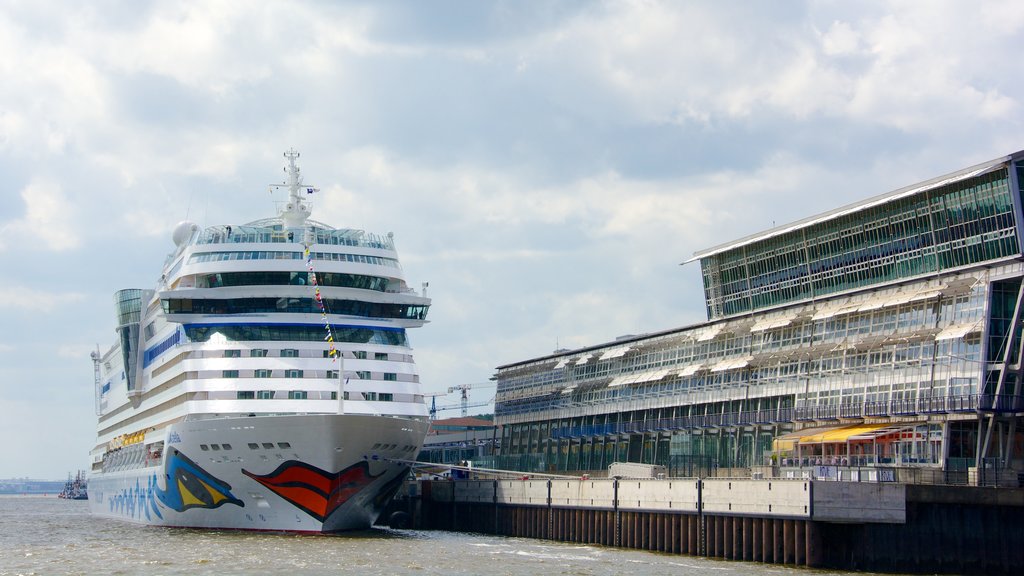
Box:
[1,0,1022,479]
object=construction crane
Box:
[447,384,473,417]
[432,399,492,417]
[422,392,447,420]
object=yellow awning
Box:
[799,423,892,444]
[772,424,841,452]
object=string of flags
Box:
[305,244,338,362]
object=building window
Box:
[288,390,307,400]
[237,391,254,399]
[356,371,370,380]
[223,370,239,378]
[365,392,378,401]
[255,369,271,378]
[257,390,274,400]
[354,351,367,360]
[248,443,259,450]
[375,352,388,361]
[285,369,303,378]
[224,349,241,358]
[281,349,299,358]
[327,370,339,379]
[251,349,268,357]
[384,373,397,381]
[380,393,393,402]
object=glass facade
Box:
[493,154,1024,477]
[700,167,1020,320]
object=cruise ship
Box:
[88,150,432,532]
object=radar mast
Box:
[272,149,318,228]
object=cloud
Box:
[0,179,81,252]
[0,284,86,313]
[1,0,1023,479]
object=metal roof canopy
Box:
[684,151,1021,264]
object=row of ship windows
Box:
[187,250,401,269]
[221,369,399,381]
[233,390,394,401]
[225,349,391,360]
[200,442,292,451]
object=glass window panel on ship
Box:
[187,250,401,269]
[200,271,389,292]
[184,324,408,347]
[164,297,428,320]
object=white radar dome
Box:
[172,221,198,246]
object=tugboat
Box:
[58,470,88,500]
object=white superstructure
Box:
[88,150,431,532]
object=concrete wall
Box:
[813,482,906,523]
[703,479,810,518]
[454,477,835,520]
[495,479,548,506]
[617,478,699,512]
[549,478,616,509]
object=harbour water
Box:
[1,497,878,576]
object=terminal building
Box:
[491,151,1024,483]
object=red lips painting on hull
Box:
[242,460,383,522]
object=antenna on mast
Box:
[270,149,319,228]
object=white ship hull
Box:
[89,413,428,532]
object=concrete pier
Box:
[385,477,1024,575]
